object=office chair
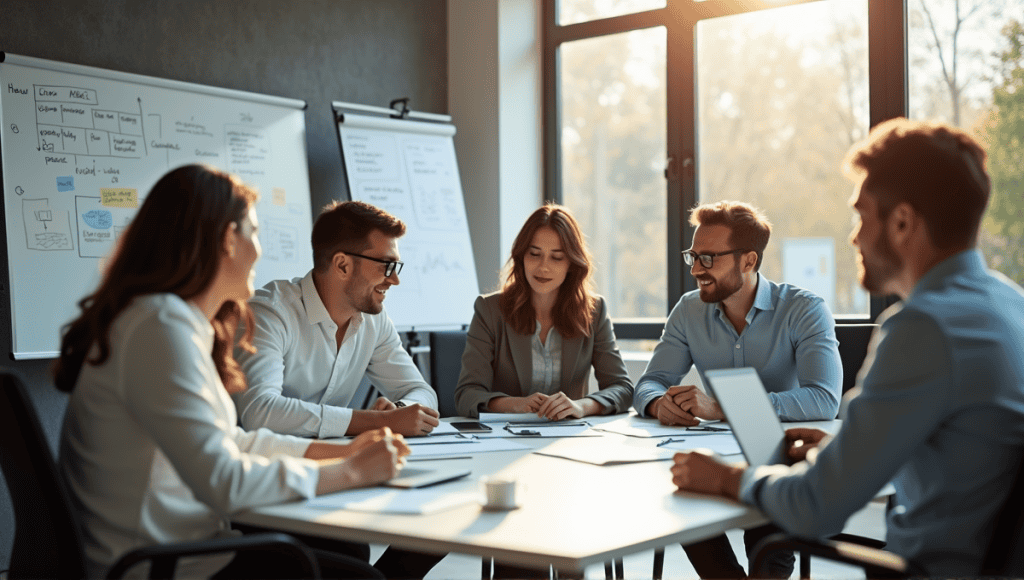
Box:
[0,369,332,579]
[750,455,1024,577]
[429,329,468,417]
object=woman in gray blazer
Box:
[454,203,633,419]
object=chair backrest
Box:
[429,330,468,418]
[834,324,877,394]
[0,369,86,579]
[982,451,1024,575]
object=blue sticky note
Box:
[56,176,74,192]
[82,210,112,229]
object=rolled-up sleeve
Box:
[634,299,693,417]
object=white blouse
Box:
[59,294,320,578]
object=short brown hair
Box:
[843,118,990,249]
[311,200,406,271]
[689,201,772,271]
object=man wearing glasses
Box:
[634,200,841,579]
[232,200,439,440]
[232,200,443,578]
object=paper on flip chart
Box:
[306,486,478,514]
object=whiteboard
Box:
[335,109,478,330]
[0,53,315,359]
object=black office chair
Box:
[835,323,878,395]
[429,329,468,418]
[751,453,1024,578]
[0,369,327,579]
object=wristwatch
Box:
[394,401,407,408]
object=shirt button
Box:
[735,344,741,349]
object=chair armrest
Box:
[106,532,320,579]
[831,532,886,550]
[751,533,926,578]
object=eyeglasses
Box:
[682,249,749,269]
[345,252,404,277]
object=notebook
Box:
[383,466,472,489]
[703,367,787,467]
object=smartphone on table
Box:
[450,421,493,433]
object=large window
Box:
[697,2,870,317]
[546,0,1023,330]
[907,0,1024,286]
[560,27,667,318]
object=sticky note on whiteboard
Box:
[272,187,286,206]
[101,188,138,208]
[57,176,74,191]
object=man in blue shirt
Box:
[672,118,1024,577]
[635,200,842,578]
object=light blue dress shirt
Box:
[740,250,1024,576]
[634,273,841,421]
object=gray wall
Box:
[0,0,447,569]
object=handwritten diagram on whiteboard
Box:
[338,114,478,330]
[0,54,315,358]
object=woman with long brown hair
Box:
[454,203,633,420]
[55,165,408,578]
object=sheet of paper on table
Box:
[656,433,743,456]
[408,437,531,459]
[306,485,479,514]
[532,438,675,466]
[592,415,731,438]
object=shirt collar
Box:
[300,270,333,326]
[714,272,772,324]
[909,249,985,300]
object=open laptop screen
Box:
[704,368,786,467]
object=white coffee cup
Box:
[480,477,519,510]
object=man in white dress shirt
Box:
[233,200,439,438]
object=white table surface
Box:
[233,414,841,572]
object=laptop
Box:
[703,367,787,467]
[384,466,472,489]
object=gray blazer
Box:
[454,292,634,418]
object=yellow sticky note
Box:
[100,188,138,208]
[272,187,286,206]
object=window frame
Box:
[543,0,906,337]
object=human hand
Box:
[670,385,724,421]
[371,396,397,411]
[343,427,395,457]
[670,449,744,501]
[785,428,830,463]
[385,404,440,437]
[649,386,700,426]
[535,392,585,420]
[316,428,411,493]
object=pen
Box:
[656,437,687,447]
[505,421,589,427]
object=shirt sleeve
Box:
[454,296,506,418]
[232,297,353,438]
[365,314,438,409]
[741,309,952,538]
[634,299,693,417]
[767,295,843,421]
[121,304,319,516]
[586,298,634,414]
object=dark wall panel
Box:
[0,0,446,569]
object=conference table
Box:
[233,413,841,573]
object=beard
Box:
[343,277,385,315]
[696,262,744,303]
[858,232,902,294]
